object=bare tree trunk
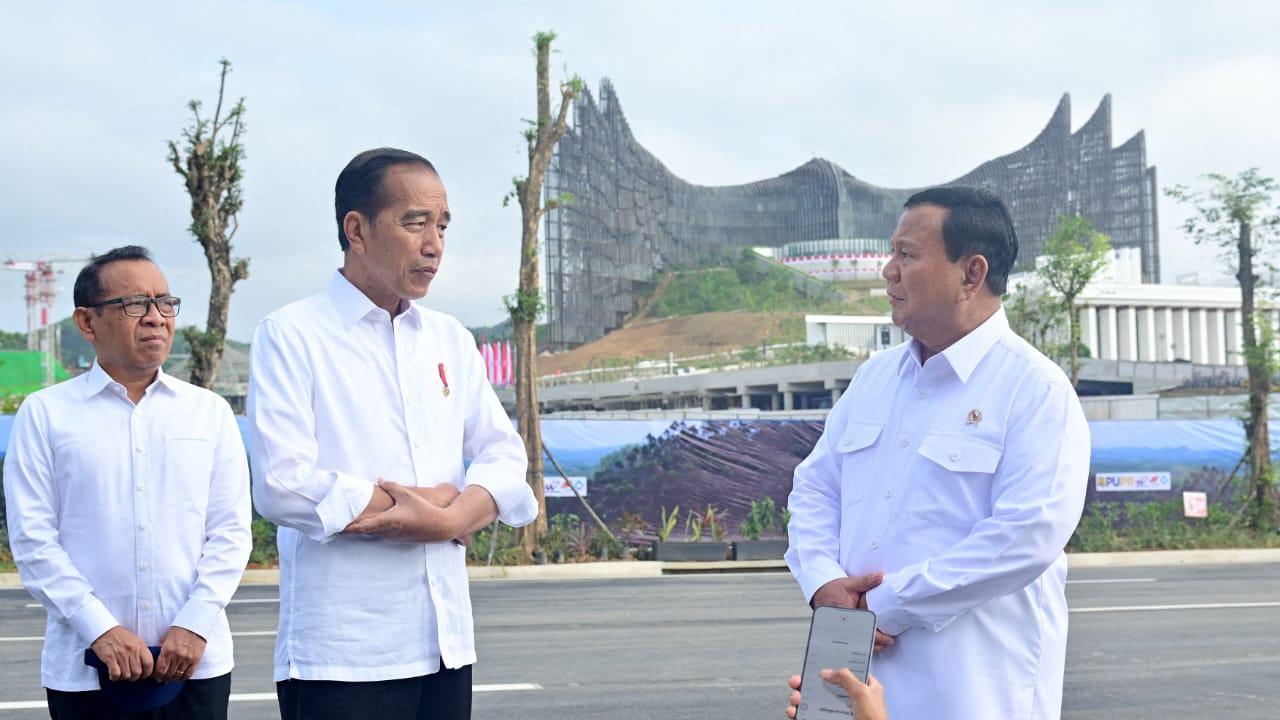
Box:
[1237,219,1274,528]
[1067,296,1080,388]
[169,58,249,391]
[512,34,577,556]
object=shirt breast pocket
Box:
[909,432,1002,528]
[836,420,883,506]
[165,437,215,517]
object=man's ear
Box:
[72,307,97,344]
[961,254,990,299]
[343,211,370,255]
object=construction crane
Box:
[2,257,93,387]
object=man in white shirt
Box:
[248,148,537,720]
[4,246,252,719]
[785,187,1090,720]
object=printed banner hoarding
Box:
[1095,472,1172,492]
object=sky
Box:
[1,1,1278,341]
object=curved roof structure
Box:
[545,81,1159,349]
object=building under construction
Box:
[544,82,1160,349]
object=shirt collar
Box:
[939,306,1010,383]
[82,359,179,399]
[901,306,1010,384]
[326,270,423,330]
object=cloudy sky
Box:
[2,1,1277,341]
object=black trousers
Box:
[45,673,231,720]
[276,665,472,720]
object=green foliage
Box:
[249,517,278,567]
[740,497,783,540]
[657,505,680,542]
[1165,169,1279,256]
[651,249,855,317]
[467,522,529,566]
[0,331,26,351]
[614,512,651,546]
[1069,500,1280,553]
[1004,281,1066,357]
[780,507,792,536]
[1038,216,1112,299]
[684,508,705,542]
[504,289,546,325]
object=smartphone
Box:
[795,606,877,720]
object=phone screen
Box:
[795,606,876,720]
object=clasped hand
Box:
[811,572,896,651]
[344,480,465,542]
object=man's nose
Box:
[882,258,896,282]
[140,300,165,324]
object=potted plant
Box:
[732,497,790,561]
[650,505,729,561]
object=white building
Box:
[1013,247,1270,367]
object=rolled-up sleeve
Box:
[458,329,535,528]
[172,403,252,640]
[248,318,373,541]
[3,398,120,645]
[866,374,1090,635]
[785,395,852,603]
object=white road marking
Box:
[0,685,543,709]
[1072,601,1280,613]
[0,631,279,643]
[1066,578,1156,585]
[25,597,281,609]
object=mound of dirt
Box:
[538,312,803,375]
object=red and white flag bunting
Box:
[478,340,514,386]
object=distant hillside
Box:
[650,249,878,317]
[54,317,249,371]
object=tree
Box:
[1037,215,1111,388]
[504,32,582,554]
[167,58,249,390]
[1167,169,1280,530]
[1004,280,1065,358]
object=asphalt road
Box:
[1,563,1278,719]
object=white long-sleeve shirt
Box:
[3,363,251,691]
[248,270,536,682]
[786,307,1090,720]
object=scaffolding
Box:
[544,82,1161,350]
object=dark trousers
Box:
[276,665,472,720]
[46,673,231,720]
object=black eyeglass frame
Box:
[83,295,183,318]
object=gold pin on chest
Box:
[966,409,982,426]
[438,363,451,398]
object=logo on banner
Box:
[545,476,588,497]
[1095,472,1171,492]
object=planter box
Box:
[650,541,729,562]
[732,539,789,561]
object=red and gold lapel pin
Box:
[438,363,450,397]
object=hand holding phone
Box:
[794,606,877,720]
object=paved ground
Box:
[1,563,1278,719]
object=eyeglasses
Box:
[85,295,182,318]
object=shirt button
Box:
[136,484,144,492]
[139,563,150,572]
[899,439,910,448]
[135,446,144,453]
[949,452,960,461]
[884,489,894,498]
[139,601,151,611]
[138,523,148,531]
[916,390,928,399]
[413,440,423,448]
[870,539,880,549]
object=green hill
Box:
[650,249,886,318]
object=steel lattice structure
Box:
[545,82,1160,350]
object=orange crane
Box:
[2,257,93,387]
